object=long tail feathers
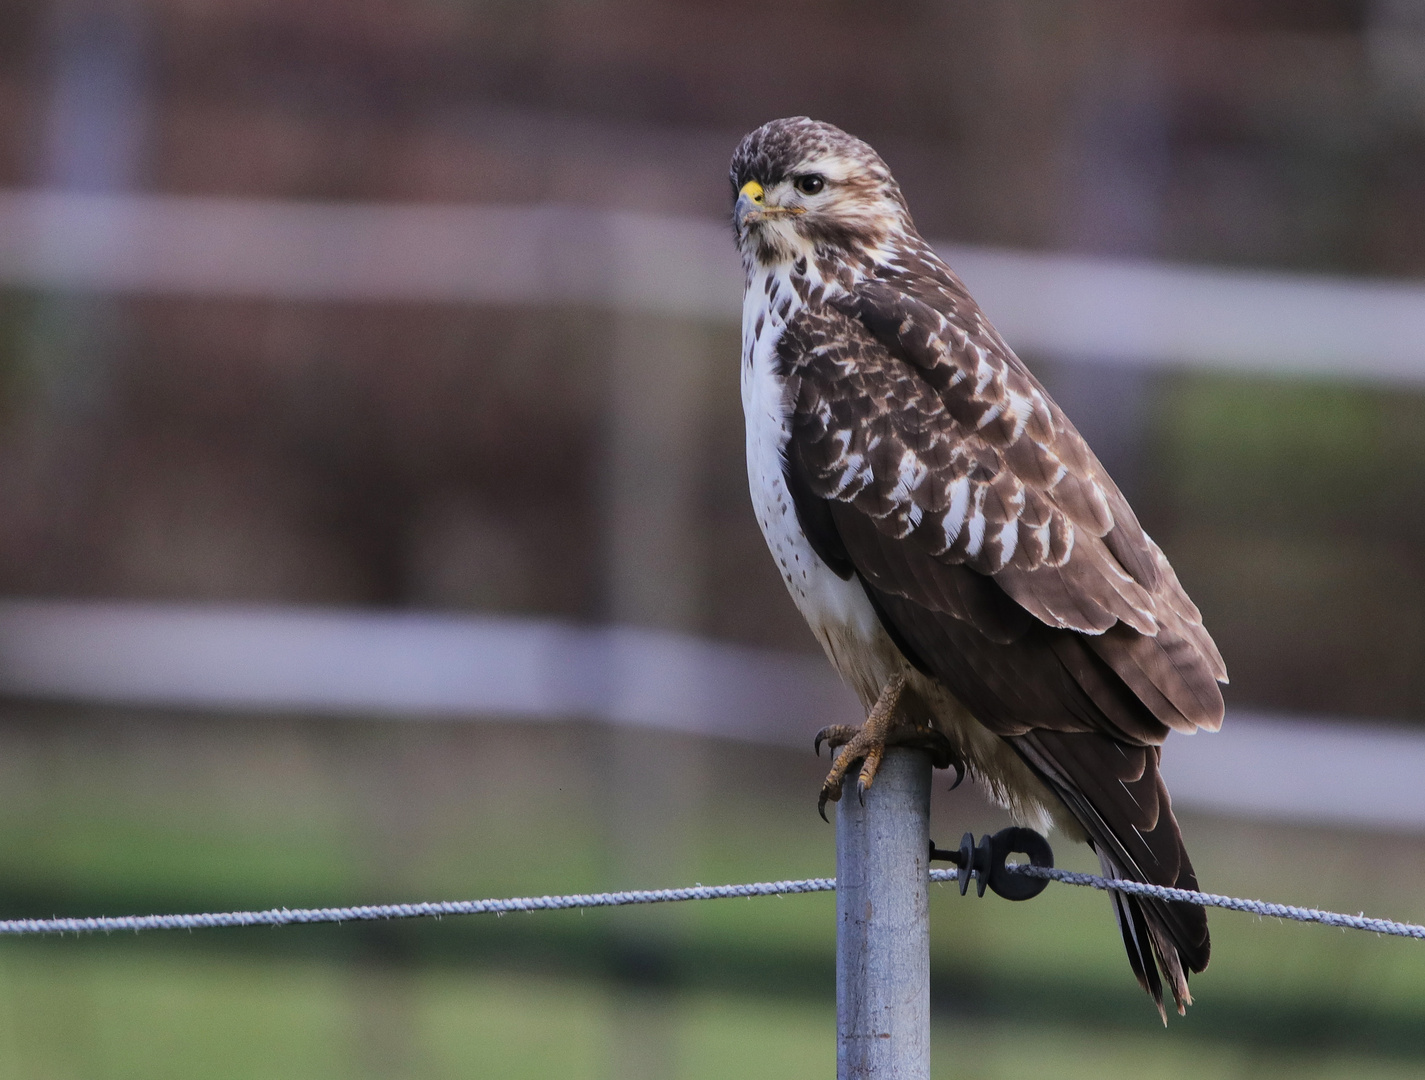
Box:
[1098,850,1193,1022]
[1011,731,1209,1018]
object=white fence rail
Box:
[0,599,1421,834]
[3,190,1425,382]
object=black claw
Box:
[947,760,965,791]
[857,778,867,806]
[814,731,826,757]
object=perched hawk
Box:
[730,117,1226,1019]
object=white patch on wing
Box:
[997,520,1019,565]
[964,487,988,557]
[1030,519,1052,562]
[889,448,927,502]
[942,475,971,546]
[1007,390,1033,440]
[1088,481,1112,524]
[828,451,868,497]
[975,400,1005,429]
[974,347,996,393]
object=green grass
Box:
[1,709,1425,1076]
[0,947,1419,1080]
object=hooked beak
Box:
[735,180,802,231]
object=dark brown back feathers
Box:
[775,227,1226,1016]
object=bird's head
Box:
[730,117,913,270]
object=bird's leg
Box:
[814,672,957,820]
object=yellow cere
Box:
[739,180,765,202]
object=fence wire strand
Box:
[1011,865,1425,939]
[1,865,1422,940]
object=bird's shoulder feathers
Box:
[775,268,1226,740]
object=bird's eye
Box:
[794,174,825,195]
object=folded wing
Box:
[777,282,1226,1014]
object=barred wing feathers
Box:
[781,287,1226,737]
[777,282,1227,1012]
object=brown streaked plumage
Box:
[731,117,1227,1019]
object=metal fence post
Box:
[836,746,932,1080]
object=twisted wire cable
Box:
[1001,864,1425,939]
[0,867,1419,939]
[0,878,838,935]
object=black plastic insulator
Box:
[929,826,1054,902]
